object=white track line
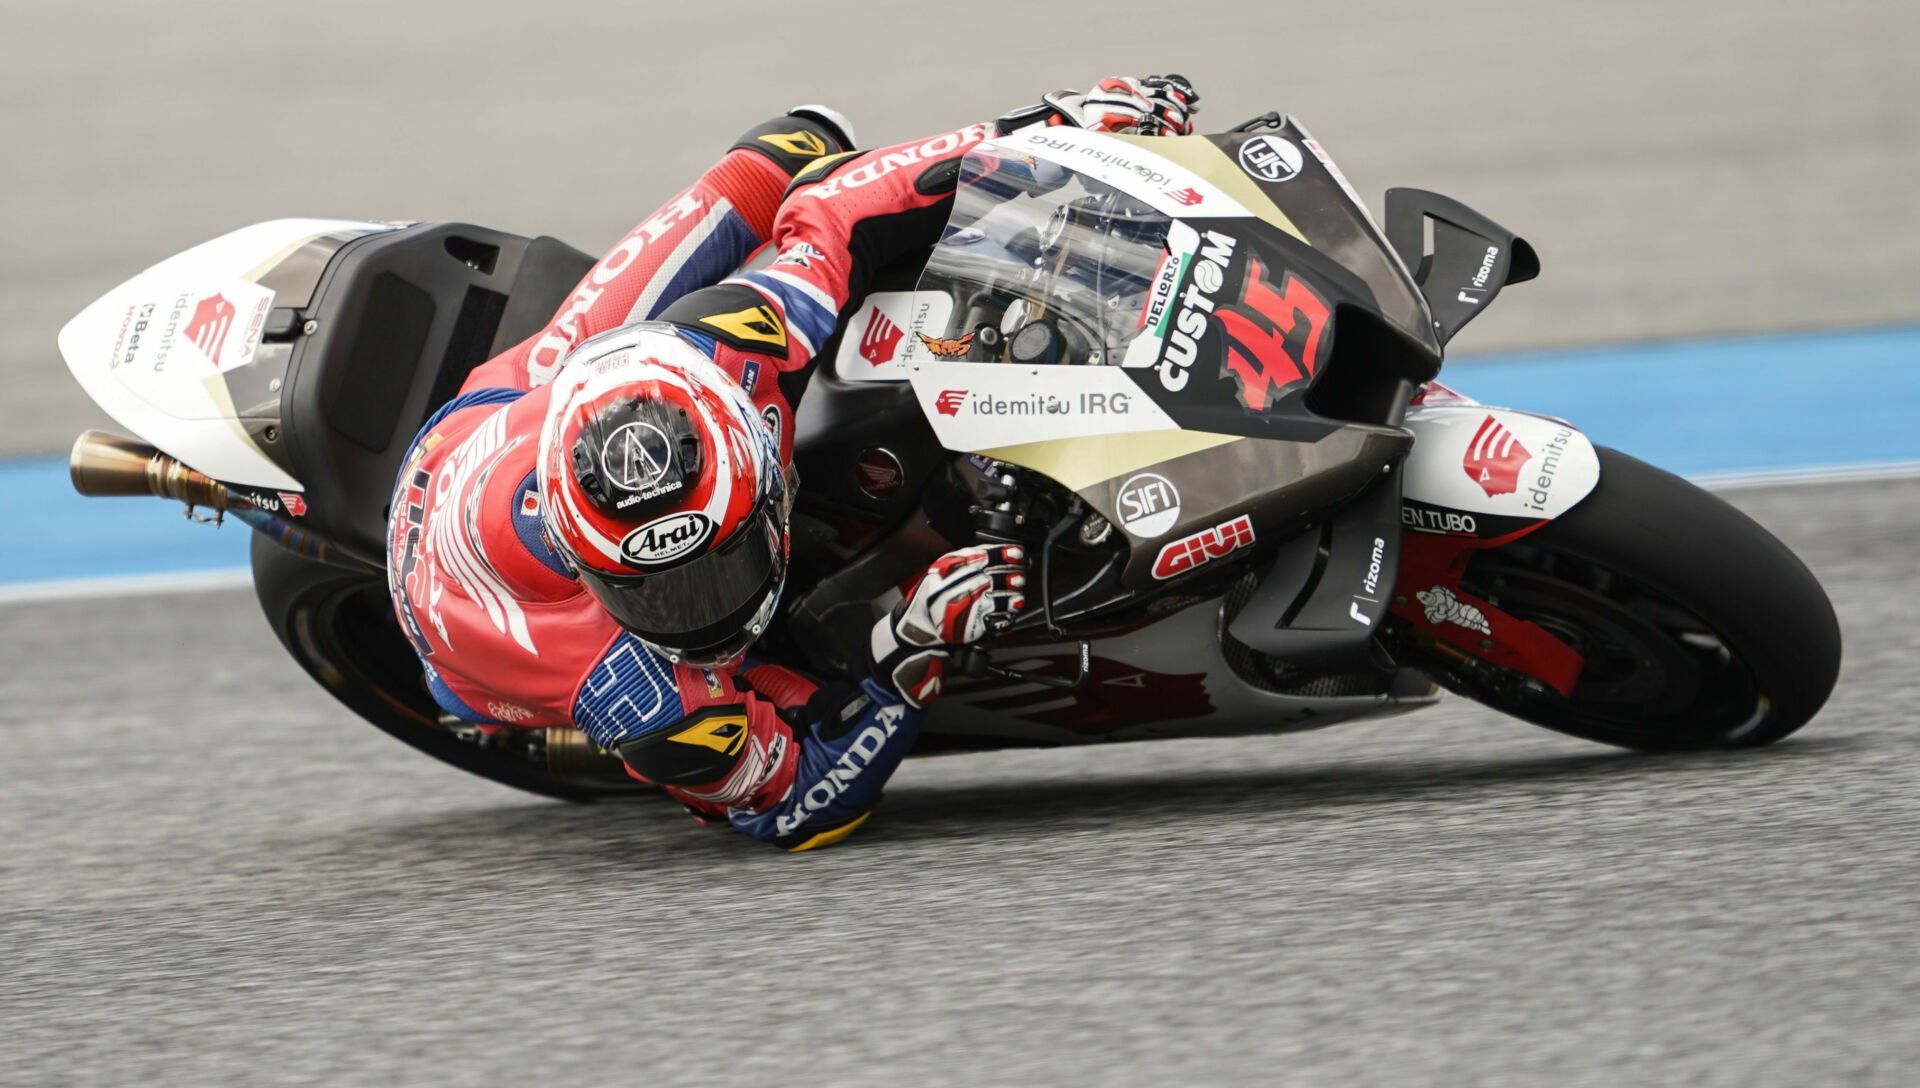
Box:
[0,567,253,606]
[5,461,1920,607]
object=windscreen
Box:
[913,150,1177,368]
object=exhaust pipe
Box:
[69,430,231,511]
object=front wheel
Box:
[1393,447,1841,751]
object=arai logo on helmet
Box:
[1238,136,1303,183]
[620,512,714,567]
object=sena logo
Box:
[184,294,236,364]
[859,307,905,365]
[934,389,968,416]
[1463,415,1532,497]
[1151,514,1255,580]
[620,511,714,567]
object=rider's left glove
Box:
[1001,74,1201,136]
[869,545,1028,708]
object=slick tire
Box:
[1416,447,1841,751]
[249,534,647,802]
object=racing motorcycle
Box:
[57,113,1842,801]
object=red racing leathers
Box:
[386,116,994,848]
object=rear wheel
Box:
[250,534,654,801]
[1395,447,1841,751]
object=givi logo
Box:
[859,307,905,365]
[184,295,236,365]
[1463,414,1532,497]
[934,390,968,416]
[1152,514,1255,579]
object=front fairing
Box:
[907,122,1439,455]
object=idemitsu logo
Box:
[934,390,968,416]
[183,294,236,365]
[1462,415,1532,497]
[859,307,905,365]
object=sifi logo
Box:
[934,389,968,416]
[1115,473,1181,538]
[860,307,905,365]
[1463,415,1532,497]
[1238,135,1304,183]
[184,294,236,365]
[1152,514,1256,579]
[917,331,974,358]
[1165,187,1204,207]
[620,511,714,567]
[278,492,308,517]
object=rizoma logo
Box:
[1151,514,1255,579]
[859,307,904,365]
[1157,230,1238,393]
[1463,415,1532,497]
[935,389,968,416]
[183,294,236,365]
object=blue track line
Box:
[5,324,1917,595]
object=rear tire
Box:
[250,534,651,801]
[1399,447,1841,751]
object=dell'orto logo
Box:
[1115,473,1182,538]
[1237,136,1303,183]
[601,422,673,491]
[184,294,236,364]
[1462,414,1532,498]
[620,511,714,567]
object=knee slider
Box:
[614,706,753,788]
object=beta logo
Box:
[1115,473,1182,538]
[620,512,713,567]
[934,389,968,416]
[1151,514,1255,580]
[1463,414,1532,497]
[1237,135,1303,183]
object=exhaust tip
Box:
[69,430,161,497]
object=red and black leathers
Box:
[386,115,994,848]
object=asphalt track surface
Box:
[7,1,1920,1084]
[5,478,1917,1086]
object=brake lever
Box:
[956,640,1091,691]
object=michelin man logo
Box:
[1417,585,1492,636]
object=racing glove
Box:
[1000,75,1201,136]
[868,545,1028,707]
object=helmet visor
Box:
[579,504,786,663]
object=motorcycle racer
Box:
[386,77,1198,849]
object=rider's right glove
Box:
[1000,75,1201,136]
[868,545,1029,708]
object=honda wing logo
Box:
[859,307,905,365]
[184,294,236,365]
[1463,414,1532,497]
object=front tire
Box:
[1397,447,1841,751]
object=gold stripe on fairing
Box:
[242,229,350,283]
[981,429,1241,491]
[1108,133,1308,245]
[202,372,286,481]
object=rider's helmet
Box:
[536,324,790,667]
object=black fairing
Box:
[1383,188,1540,346]
[277,224,594,562]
